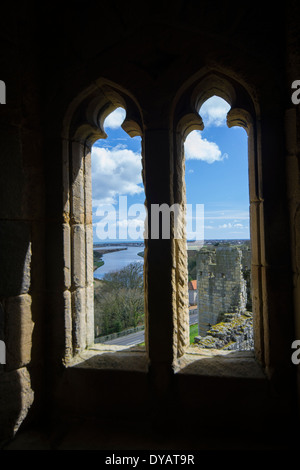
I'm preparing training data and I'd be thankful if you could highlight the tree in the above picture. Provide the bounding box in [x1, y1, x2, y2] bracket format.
[94, 262, 144, 337]
[102, 262, 143, 289]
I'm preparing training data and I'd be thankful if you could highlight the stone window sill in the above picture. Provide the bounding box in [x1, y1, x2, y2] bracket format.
[174, 347, 266, 379]
[67, 344, 265, 380]
[67, 344, 148, 373]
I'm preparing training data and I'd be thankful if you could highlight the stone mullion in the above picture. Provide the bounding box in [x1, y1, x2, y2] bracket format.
[248, 122, 265, 366]
[44, 136, 73, 366]
[83, 146, 94, 348]
[143, 128, 175, 372]
[61, 138, 73, 362]
[259, 113, 294, 381]
[173, 133, 189, 359]
[70, 140, 87, 354]
[174, 235, 190, 357]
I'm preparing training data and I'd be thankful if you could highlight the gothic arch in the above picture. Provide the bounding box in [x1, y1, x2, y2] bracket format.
[46, 79, 145, 365]
[170, 70, 266, 365]
[62, 79, 144, 145]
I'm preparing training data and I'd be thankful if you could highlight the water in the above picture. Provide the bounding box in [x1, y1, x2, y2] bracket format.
[94, 244, 144, 279]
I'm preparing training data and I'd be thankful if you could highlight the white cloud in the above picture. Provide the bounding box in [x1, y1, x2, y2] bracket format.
[205, 209, 249, 220]
[184, 130, 227, 164]
[200, 96, 230, 127]
[219, 223, 232, 229]
[104, 107, 126, 129]
[91, 144, 143, 205]
[218, 222, 246, 229]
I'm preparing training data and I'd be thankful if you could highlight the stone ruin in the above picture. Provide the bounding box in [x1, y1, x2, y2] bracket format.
[194, 245, 253, 350]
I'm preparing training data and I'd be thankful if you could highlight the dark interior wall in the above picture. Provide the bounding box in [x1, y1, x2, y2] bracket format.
[0, 0, 299, 446]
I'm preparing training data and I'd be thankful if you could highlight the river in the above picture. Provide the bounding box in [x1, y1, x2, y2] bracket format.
[93, 244, 144, 279]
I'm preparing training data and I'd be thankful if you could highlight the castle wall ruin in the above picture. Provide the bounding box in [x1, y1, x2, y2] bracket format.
[197, 245, 251, 336]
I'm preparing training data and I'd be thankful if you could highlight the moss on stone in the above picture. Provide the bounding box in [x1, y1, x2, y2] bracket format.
[195, 311, 253, 350]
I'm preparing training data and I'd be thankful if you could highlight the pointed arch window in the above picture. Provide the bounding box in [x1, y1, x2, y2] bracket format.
[184, 95, 252, 350]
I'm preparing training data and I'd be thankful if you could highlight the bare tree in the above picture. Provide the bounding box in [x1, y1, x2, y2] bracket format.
[94, 262, 144, 337]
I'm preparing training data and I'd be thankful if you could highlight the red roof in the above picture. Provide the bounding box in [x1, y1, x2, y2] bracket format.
[188, 280, 197, 290]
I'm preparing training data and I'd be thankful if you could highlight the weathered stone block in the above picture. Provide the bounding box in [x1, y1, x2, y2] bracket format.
[4, 294, 34, 370]
[85, 223, 93, 285]
[72, 287, 87, 352]
[45, 289, 73, 364]
[63, 223, 71, 289]
[45, 222, 68, 291]
[84, 150, 93, 224]
[63, 290, 73, 363]
[71, 141, 85, 224]
[71, 224, 86, 288]
[62, 139, 70, 216]
[0, 221, 31, 297]
[86, 284, 94, 347]
[0, 367, 34, 440]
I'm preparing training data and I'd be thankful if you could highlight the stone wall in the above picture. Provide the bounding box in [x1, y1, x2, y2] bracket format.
[0, 1, 299, 446]
[194, 311, 253, 350]
[196, 246, 249, 336]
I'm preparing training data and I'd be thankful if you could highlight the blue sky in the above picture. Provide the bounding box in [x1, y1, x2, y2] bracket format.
[91, 96, 250, 242]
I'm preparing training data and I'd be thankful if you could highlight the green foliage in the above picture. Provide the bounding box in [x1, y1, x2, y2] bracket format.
[94, 262, 144, 337]
[187, 251, 197, 281]
[103, 262, 143, 289]
[189, 323, 199, 344]
[93, 251, 104, 270]
[242, 267, 252, 310]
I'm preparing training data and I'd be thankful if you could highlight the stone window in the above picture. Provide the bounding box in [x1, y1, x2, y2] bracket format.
[57, 71, 292, 385]
[59, 82, 144, 363]
[91, 107, 145, 346]
[172, 72, 264, 366]
[61, 75, 255, 365]
[184, 94, 251, 349]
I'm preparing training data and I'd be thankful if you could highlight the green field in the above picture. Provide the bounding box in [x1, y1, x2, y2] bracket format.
[189, 323, 199, 344]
